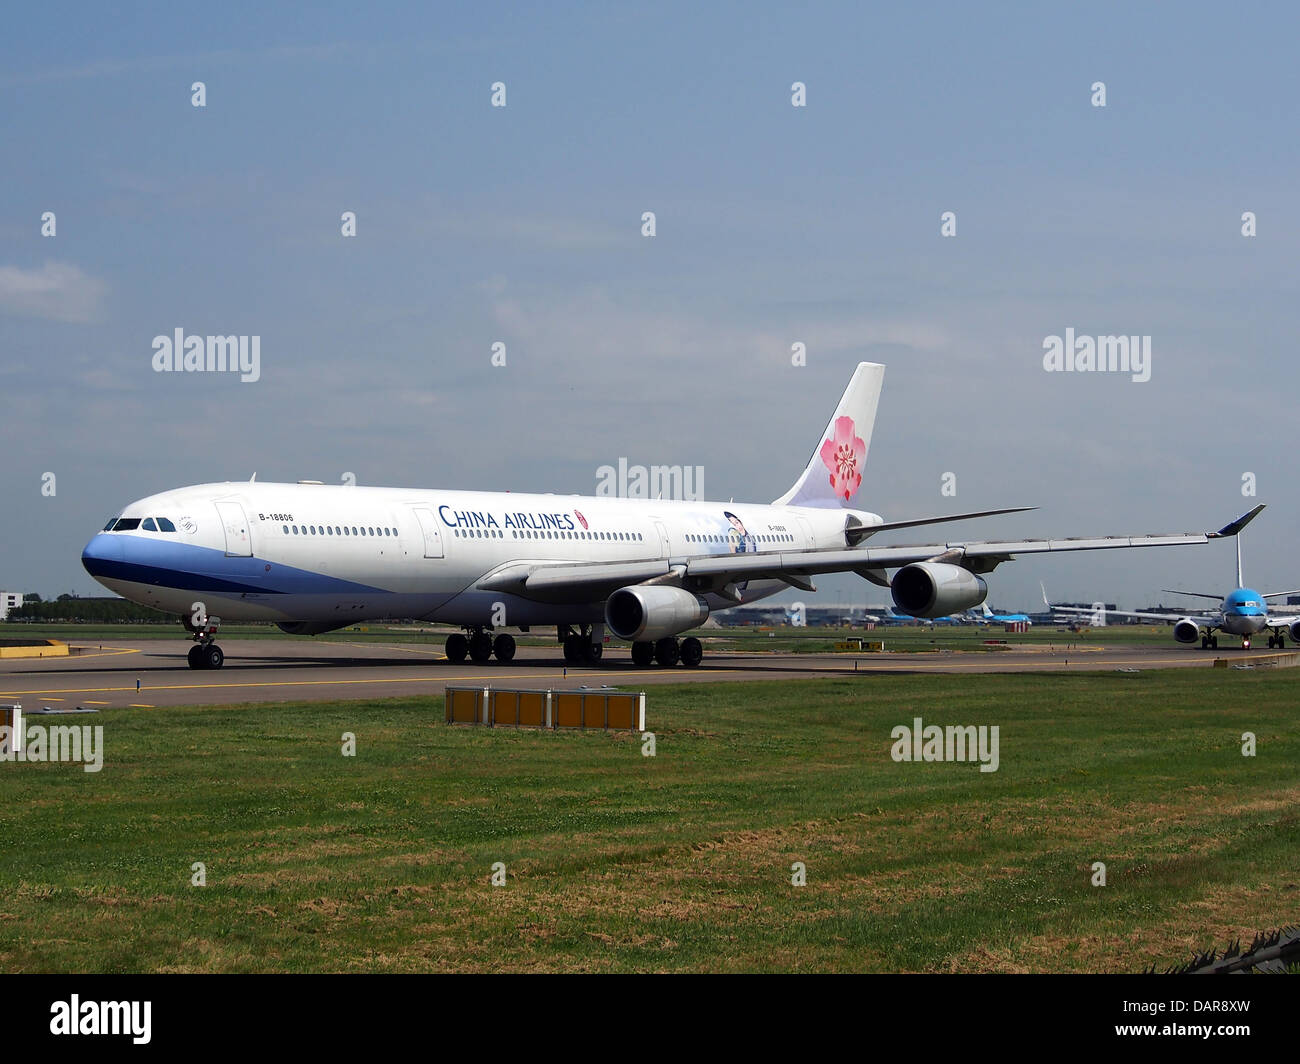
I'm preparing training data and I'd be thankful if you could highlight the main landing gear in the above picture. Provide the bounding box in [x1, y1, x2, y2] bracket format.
[445, 628, 516, 664]
[630, 635, 703, 668]
[186, 621, 225, 669]
[1200, 635, 1219, 650]
[1267, 633, 1287, 649]
[561, 624, 604, 665]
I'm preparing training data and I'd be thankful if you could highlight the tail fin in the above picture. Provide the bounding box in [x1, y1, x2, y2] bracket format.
[774, 362, 885, 508]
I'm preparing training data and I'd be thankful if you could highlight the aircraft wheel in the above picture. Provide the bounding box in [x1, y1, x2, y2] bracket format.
[1211, 636, 1218, 649]
[493, 633, 516, 662]
[204, 644, 224, 670]
[469, 632, 493, 663]
[631, 641, 655, 667]
[563, 634, 585, 663]
[1242, 639, 1250, 650]
[680, 636, 703, 668]
[654, 637, 680, 667]
[445, 633, 468, 663]
[187, 645, 205, 669]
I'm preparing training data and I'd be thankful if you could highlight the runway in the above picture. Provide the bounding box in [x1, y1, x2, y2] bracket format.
[1, 636, 1294, 709]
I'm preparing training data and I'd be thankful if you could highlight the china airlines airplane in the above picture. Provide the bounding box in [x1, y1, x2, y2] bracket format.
[81, 363, 1233, 670]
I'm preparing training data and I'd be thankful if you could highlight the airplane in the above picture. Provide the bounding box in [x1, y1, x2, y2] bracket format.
[81, 362, 1238, 671]
[1043, 504, 1300, 650]
[976, 604, 1032, 625]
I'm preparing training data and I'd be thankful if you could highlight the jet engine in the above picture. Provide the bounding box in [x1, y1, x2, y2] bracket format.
[605, 585, 710, 642]
[890, 562, 988, 619]
[1173, 619, 1200, 644]
[1289, 620, 1300, 643]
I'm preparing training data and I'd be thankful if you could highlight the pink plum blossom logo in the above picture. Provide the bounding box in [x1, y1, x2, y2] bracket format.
[819, 416, 865, 501]
[574, 510, 588, 530]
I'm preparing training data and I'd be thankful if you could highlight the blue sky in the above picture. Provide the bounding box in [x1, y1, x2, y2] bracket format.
[2, 2, 1297, 607]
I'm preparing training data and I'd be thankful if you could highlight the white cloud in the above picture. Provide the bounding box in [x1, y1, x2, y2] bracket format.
[0, 262, 107, 323]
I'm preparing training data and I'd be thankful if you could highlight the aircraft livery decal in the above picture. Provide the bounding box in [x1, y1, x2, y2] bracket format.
[820, 415, 865, 501]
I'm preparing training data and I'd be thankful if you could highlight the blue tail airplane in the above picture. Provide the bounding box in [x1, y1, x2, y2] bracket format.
[1045, 504, 1300, 650]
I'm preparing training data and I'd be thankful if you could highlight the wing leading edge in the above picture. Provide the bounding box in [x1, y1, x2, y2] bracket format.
[478, 526, 1219, 605]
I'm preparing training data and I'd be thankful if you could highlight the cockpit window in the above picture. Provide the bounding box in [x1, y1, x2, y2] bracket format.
[142, 518, 158, 531]
[103, 517, 120, 531]
[156, 517, 176, 532]
[113, 518, 141, 531]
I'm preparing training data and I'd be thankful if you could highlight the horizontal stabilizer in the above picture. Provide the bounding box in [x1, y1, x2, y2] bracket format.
[846, 506, 1036, 544]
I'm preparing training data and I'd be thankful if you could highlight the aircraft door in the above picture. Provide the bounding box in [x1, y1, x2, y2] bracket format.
[411, 507, 445, 559]
[795, 515, 816, 550]
[214, 501, 253, 557]
[654, 521, 671, 559]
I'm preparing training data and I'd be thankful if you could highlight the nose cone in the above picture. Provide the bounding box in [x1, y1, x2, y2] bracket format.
[81, 533, 124, 583]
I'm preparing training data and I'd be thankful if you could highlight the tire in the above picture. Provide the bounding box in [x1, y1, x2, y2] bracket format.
[204, 644, 224, 669]
[493, 633, 516, 662]
[187, 645, 204, 669]
[469, 633, 493, 663]
[445, 633, 468, 663]
[679, 636, 703, 667]
[563, 634, 584, 663]
[654, 637, 680, 667]
[631, 641, 654, 667]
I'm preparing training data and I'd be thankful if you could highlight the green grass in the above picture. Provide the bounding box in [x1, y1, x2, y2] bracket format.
[1, 669, 1296, 972]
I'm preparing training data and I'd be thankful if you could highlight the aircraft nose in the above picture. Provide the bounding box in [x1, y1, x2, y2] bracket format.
[81, 532, 123, 578]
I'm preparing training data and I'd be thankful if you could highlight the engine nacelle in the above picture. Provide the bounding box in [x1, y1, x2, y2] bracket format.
[1289, 620, 1300, 644]
[277, 620, 352, 636]
[1173, 619, 1200, 644]
[605, 585, 709, 642]
[890, 562, 988, 619]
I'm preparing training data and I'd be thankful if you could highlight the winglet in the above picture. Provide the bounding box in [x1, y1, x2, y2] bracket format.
[1210, 503, 1264, 538]
[1039, 581, 1052, 609]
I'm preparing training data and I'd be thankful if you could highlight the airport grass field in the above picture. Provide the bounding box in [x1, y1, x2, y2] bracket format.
[2, 667, 1297, 973]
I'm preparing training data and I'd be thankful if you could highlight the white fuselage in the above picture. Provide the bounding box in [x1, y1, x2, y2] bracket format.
[82, 482, 876, 629]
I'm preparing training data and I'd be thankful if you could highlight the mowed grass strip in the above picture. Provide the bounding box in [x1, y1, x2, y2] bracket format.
[0, 669, 1296, 972]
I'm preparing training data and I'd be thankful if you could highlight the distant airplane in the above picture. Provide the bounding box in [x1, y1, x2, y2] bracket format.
[82, 362, 1239, 670]
[974, 604, 1032, 625]
[1044, 504, 1300, 650]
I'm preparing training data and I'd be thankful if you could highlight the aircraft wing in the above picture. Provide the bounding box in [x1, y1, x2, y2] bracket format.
[478, 527, 1212, 604]
[1048, 603, 1216, 626]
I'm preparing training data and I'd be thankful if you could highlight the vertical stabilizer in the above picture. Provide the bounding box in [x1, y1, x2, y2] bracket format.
[774, 362, 885, 508]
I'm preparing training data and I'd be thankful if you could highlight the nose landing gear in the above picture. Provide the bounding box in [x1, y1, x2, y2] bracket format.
[185, 620, 225, 669]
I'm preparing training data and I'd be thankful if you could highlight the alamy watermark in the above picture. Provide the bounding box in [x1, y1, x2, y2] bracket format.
[1, 706, 104, 773]
[890, 715, 999, 773]
[151, 328, 261, 383]
[595, 458, 704, 500]
[1042, 328, 1150, 383]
